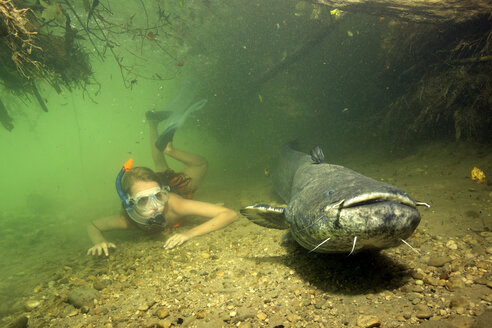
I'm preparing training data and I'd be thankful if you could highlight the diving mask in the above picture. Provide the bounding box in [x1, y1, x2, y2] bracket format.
[115, 159, 168, 227]
[130, 186, 170, 212]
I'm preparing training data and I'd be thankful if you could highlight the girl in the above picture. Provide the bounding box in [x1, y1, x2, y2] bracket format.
[86, 109, 237, 256]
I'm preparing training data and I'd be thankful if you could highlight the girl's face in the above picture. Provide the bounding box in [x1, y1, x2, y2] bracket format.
[130, 180, 167, 216]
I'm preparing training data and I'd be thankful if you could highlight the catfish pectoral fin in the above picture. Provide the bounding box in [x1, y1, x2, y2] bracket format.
[240, 204, 289, 229]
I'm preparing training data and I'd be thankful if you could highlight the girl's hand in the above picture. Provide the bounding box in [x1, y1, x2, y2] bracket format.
[87, 242, 116, 256]
[164, 233, 191, 250]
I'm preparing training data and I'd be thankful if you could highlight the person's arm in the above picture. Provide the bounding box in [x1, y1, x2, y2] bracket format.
[164, 195, 238, 249]
[87, 215, 128, 256]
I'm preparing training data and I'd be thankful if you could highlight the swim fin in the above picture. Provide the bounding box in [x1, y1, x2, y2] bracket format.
[155, 123, 177, 151]
[154, 99, 208, 152]
[145, 110, 173, 122]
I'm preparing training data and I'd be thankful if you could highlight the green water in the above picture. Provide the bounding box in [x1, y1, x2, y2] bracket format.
[0, 0, 490, 321]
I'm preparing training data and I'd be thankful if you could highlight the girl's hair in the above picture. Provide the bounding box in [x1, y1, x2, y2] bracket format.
[121, 167, 161, 195]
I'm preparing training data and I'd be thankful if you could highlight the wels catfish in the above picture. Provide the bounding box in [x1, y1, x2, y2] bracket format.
[240, 146, 429, 254]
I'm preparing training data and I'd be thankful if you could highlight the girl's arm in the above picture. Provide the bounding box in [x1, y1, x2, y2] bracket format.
[87, 215, 128, 256]
[164, 195, 238, 249]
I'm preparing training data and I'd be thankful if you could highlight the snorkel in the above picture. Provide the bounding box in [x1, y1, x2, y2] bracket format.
[115, 159, 166, 226]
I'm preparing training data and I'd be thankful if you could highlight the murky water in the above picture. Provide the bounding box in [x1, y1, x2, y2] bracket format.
[1, 0, 491, 326]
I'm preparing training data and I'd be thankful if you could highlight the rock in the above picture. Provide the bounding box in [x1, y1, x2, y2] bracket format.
[446, 240, 458, 250]
[138, 304, 150, 311]
[450, 296, 469, 309]
[428, 256, 451, 267]
[445, 277, 465, 291]
[471, 309, 492, 328]
[67, 288, 99, 308]
[145, 322, 166, 328]
[356, 314, 381, 327]
[414, 304, 432, 319]
[479, 231, 492, 238]
[237, 323, 252, 328]
[67, 309, 79, 317]
[160, 321, 172, 328]
[93, 279, 110, 291]
[256, 311, 267, 321]
[439, 273, 450, 280]
[157, 309, 169, 319]
[480, 293, 492, 302]
[235, 307, 256, 322]
[412, 270, 425, 280]
[7, 316, 28, 328]
[486, 247, 492, 255]
[424, 276, 443, 286]
[24, 299, 41, 311]
[287, 313, 301, 322]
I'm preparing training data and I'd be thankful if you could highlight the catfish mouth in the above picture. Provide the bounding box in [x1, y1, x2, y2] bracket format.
[342, 192, 416, 209]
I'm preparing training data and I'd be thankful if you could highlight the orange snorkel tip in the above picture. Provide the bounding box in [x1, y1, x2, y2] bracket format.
[123, 158, 133, 172]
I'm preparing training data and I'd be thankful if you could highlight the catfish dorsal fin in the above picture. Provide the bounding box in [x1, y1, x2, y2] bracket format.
[310, 146, 325, 164]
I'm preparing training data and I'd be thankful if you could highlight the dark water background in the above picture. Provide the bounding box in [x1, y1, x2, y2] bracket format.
[0, 0, 490, 320]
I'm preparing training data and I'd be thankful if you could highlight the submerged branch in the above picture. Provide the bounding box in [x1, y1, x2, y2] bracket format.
[312, 0, 492, 23]
[0, 96, 14, 131]
[62, 0, 103, 59]
[31, 82, 49, 112]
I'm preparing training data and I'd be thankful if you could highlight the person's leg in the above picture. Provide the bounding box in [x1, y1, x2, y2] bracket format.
[148, 119, 170, 172]
[164, 142, 208, 191]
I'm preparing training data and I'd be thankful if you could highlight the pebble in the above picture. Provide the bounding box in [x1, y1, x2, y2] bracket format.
[138, 304, 149, 311]
[486, 247, 492, 255]
[24, 300, 41, 311]
[424, 276, 444, 286]
[67, 310, 79, 317]
[67, 288, 99, 308]
[450, 296, 469, 308]
[144, 322, 166, 328]
[7, 316, 28, 328]
[428, 256, 451, 267]
[93, 279, 110, 291]
[157, 309, 169, 319]
[287, 314, 301, 322]
[356, 314, 381, 328]
[411, 269, 425, 280]
[446, 240, 458, 250]
[256, 312, 267, 321]
[414, 304, 432, 319]
[446, 277, 465, 291]
[235, 307, 256, 322]
[480, 293, 492, 302]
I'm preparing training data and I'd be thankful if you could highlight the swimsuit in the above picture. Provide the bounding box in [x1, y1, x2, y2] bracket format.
[157, 169, 194, 199]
